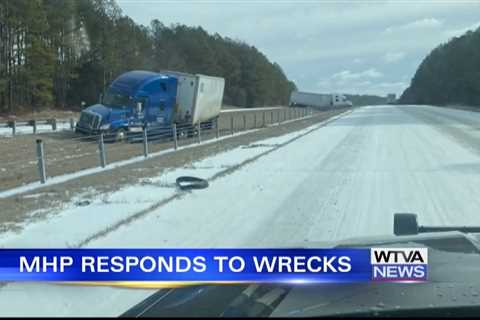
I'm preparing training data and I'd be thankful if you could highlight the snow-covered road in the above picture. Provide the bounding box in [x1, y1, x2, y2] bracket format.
[2, 105, 480, 316]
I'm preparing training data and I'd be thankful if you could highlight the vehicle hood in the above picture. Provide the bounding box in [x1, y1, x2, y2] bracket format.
[85, 104, 129, 123]
[122, 232, 480, 317]
[85, 104, 111, 119]
[272, 231, 480, 317]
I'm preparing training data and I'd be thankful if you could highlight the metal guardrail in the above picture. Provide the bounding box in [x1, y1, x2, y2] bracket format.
[0, 118, 76, 136]
[31, 107, 314, 185]
[220, 106, 286, 113]
[0, 107, 287, 137]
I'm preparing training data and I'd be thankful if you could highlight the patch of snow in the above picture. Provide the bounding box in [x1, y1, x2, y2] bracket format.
[0, 122, 73, 137]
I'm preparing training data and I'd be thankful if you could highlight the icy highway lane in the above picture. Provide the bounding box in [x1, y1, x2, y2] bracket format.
[92, 104, 480, 246]
[2, 104, 480, 316]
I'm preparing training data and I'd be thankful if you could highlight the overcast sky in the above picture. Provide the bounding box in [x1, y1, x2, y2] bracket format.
[118, 0, 480, 97]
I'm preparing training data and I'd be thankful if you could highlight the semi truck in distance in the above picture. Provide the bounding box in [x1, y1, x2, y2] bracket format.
[289, 91, 352, 109]
[387, 93, 397, 104]
[75, 70, 225, 141]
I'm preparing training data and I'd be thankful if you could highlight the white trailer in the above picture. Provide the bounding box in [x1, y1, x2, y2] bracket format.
[161, 70, 225, 125]
[387, 93, 396, 104]
[290, 91, 332, 108]
[290, 91, 352, 108]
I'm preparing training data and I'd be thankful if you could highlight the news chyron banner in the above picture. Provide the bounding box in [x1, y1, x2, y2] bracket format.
[0, 248, 427, 286]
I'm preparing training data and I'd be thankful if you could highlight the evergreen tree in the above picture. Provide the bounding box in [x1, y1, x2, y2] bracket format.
[0, 0, 297, 113]
[400, 27, 480, 107]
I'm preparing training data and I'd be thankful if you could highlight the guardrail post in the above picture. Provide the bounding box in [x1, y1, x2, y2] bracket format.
[230, 116, 234, 135]
[70, 118, 75, 130]
[143, 127, 148, 158]
[271, 111, 274, 124]
[36, 139, 46, 184]
[253, 113, 257, 129]
[215, 118, 220, 139]
[11, 120, 16, 136]
[98, 133, 107, 168]
[278, 110, 281, 125]
[262, 112, 266, 127]
[172, 123, 178, 150]
[33, 120, 37, 134]
[243, 114, 246, 131]
[197, 122, 201, 143]
[52, 118, 57, 131]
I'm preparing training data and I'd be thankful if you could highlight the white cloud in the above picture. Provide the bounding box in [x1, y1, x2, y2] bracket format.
[376, 81, 408, 89]
[408, 18, 443, 28]
[383, 18, 444, 34]
[332, 68, 383, 82]
[314, 70, 410, 96]
[316, 78, 408, 96]
[373, 81, 409, 95]
[317, 68, 393, 95]
[316, 80, 330, 88]
[444, 21, 480, 38]
[384, 51, 406, 63]
[118, 1, 480, 96]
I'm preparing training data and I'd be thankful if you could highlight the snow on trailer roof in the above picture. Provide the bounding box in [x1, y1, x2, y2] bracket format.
[159, 70, 224, 81]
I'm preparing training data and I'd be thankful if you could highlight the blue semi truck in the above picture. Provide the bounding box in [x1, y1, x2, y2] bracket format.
[75, 70, 225, 141]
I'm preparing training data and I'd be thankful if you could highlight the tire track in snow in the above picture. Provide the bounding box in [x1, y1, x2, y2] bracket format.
[390, 106, 480, 226]
[248, 110, 370, 245]
[400, 106, 480, 157]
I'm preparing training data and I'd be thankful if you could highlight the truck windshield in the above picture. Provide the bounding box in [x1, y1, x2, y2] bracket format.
[103, 90, 132, 109]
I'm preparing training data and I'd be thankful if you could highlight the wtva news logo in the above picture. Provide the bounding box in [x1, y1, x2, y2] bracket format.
[371, 248, 428, 282]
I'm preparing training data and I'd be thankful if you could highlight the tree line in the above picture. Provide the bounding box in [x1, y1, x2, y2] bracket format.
[0, 0, 297, 114]
[400, 26, 480, 107]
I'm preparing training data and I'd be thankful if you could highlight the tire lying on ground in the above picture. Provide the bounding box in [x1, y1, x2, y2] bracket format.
[176, 176, 209, 190]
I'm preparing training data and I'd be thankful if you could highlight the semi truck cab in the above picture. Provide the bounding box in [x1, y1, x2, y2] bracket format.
[76, 71, 178, 137]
